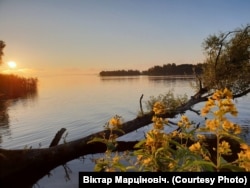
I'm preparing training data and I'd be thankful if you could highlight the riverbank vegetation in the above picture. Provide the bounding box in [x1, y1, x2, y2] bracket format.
[99, 63, 203, 76]
[0, 74, 38, 100]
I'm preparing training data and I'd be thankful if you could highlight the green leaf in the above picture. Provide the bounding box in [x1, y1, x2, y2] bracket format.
[183, 160, 216, 171]
[106, 142, 116, 151]
[134, 139, 146, 148]
[220, 163, 245, 172]
[113, 163, 127, 172]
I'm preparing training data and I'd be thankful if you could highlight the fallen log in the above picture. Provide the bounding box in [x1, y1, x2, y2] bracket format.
[0, 139, 138, 188]
[0, 111, 155, 188]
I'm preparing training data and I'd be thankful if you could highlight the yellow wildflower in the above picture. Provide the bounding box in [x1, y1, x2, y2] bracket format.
[205, 119, 219, 131]
[240, 143, 249, 150]
[201, 106, 210, 116]
[112, 156, 120, 163]
[177, 115, 191, 129]
[171, 130, 178, 137]
[189, 142, 201, 152]
[204, 155, 210, 161]
[222, 120, 234, 131]
[197, 134, 206, 141]
[237, 146, 250, 172]
[233, 124, 241, 134]
[212, 90, 223, 100]
[145, 133, 154, 146]
[137, 155, 143, 161]
[168, 162, 175, 169]
[177, 121, 183, 127]
[109, 115, 122, 128]
[218, 141, 231, 155]
[153, 101, 166, 115]
[223, 88, 233, 99]
[153, 117, 164, 130]
[143, 157, 152, 165]
[230, 109, 238, 117]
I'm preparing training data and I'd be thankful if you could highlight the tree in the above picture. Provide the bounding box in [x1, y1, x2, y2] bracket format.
[0, 41, 6, 65]
[201, 24, 250, 96]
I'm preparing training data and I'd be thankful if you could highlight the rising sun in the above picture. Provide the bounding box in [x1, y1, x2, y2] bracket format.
[7, 61, 17, 69]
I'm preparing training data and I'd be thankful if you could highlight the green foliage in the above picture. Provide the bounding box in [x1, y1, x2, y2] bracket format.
[144, 90, 188, 112]
[201, 24, 250, 95]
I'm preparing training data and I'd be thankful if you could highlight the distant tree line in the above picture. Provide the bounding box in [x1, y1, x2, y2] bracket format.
[99, 69, 141, 76]
[99, 63, 203, 76]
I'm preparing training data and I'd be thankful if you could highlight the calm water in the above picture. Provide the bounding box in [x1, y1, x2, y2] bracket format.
[0, 74, 250, 187]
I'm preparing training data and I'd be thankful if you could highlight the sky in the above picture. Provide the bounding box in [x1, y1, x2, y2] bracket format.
[0, 0, 249, 77]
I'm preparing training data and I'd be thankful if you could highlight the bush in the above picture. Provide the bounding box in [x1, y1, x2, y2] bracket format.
[0, 74, 38, 99]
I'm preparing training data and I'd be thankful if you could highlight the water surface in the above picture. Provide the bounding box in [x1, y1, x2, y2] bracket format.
[0, 74, 249, 188]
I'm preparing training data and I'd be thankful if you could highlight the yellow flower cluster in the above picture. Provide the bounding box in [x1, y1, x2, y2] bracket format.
[189, 142, 201, 152]
[212, 88, 232, 100]
[152, 101, 168, 130]
[196, 134, 206, 141]
[109, 115, 122, 128]
[201, 98, 215, 116]
[153, 101, 166, 115]
[205, 119, 220, 131]
[152, 116, 168, 130]
[201, 88, 241, 135]
[189, 141, 211, 161]
[222, 120, 241, 134]
[178, 115, 192, 129]
[145, 129, 166, 151]
[143, 157, 153, 165]
[201, 88, 238, 117]
[112, 156, 120, 163]
[218, 141, 232, 155]
[238, 144, 250, 171]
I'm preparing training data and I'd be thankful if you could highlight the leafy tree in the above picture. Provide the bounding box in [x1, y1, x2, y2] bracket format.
[0, 40, 6, 65]
[201, 24, 250, 96]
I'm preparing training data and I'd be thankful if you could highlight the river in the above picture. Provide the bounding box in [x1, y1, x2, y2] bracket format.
[0, 74, 249, 187]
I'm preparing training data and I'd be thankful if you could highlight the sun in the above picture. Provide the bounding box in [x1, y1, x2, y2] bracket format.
[7, 61, 17, 69]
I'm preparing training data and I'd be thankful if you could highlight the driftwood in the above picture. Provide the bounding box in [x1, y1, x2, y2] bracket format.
[0, 90, 244, 188]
